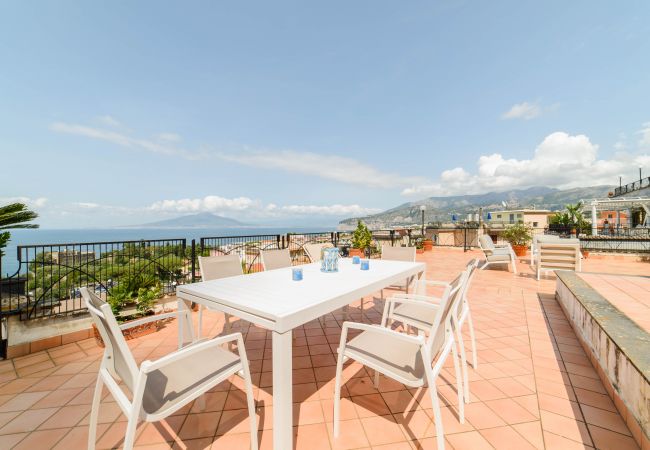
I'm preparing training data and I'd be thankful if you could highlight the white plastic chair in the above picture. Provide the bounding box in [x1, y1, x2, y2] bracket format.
[478, 235, 517, 274]
[303, 243, 332, 263]
[380, 245, 417, 295]
[197, 254, 243, 340]
[333, 269, 468, 450]
[390, 259, 479, 402]
[80, 287, 258, 450]
[536, 241, 581, 280]
[260, 248, 292, 270]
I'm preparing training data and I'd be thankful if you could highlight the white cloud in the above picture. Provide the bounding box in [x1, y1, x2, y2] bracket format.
[50, 120, 424, 189]
[149, 196, 257, 213]
[275, 204, 381, 216]
[403, 131, 650, 196]
[501, 101, 542, 120]
[638, 122, 650, 148]
[157, 133, 182, 143]
[97, 115, 121, 127]
[215, 149, 425, 189]
[147, 195, 378, 217]
[49, 122, 205, 160]
[74, 202, 100, 209]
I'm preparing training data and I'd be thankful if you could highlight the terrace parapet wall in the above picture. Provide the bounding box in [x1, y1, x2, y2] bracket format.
[555, 271, 650, 447]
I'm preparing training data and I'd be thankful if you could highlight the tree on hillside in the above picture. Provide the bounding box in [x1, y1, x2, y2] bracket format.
[0, 203, 39, 257]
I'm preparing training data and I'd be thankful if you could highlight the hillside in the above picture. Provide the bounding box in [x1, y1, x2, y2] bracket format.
[137, 212, 246, 228]
[339, 185, 614, 228]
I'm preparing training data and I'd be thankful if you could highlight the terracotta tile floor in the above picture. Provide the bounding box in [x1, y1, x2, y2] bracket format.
[0, 248, 646, 449]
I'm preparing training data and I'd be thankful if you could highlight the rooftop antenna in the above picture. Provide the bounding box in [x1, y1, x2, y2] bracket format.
[501, 200, 508, 208]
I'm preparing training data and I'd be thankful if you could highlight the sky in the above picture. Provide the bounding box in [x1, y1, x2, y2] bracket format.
[1, 1, 649, 228]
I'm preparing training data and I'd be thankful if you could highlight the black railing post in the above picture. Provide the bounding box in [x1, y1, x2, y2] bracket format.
[191, 239, 196, 283]
[390, 230, 395, 246]
[464, 227, 468, 252]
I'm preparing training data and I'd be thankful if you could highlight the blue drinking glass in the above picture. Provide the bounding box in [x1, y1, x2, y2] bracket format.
[352, 255, 360, 264]
[360, 259, 370, 270]
[292, 267, 303, 281]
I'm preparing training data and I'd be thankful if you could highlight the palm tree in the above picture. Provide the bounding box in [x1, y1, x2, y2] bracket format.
[0, 203, 39, 257]
[565, 201, 584, 223]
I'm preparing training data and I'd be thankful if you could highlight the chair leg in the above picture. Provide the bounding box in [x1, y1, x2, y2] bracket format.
[333, 348, 345, 437]
[511, 256, 518, 274]
[455, 324, 470, 403]
[466, 311, 478, 369]
[373, 370, 380, 389]
[123, 416, 139, 450]
[424, 370, 445, 450]
[243, 364, 259, 450]
[450, 338, 465, 423]
[197, 304, 203, 340]
[87, 375, 103, 450]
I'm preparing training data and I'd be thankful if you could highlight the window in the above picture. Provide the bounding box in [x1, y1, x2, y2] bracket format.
[509, 214, 515, 223]
[533, 222, 538, 227]
[496, 214, 502, 219]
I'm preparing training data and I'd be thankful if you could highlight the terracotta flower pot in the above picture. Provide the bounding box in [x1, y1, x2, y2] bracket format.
[416, 248, 425, 254]
[512, 245, 528, 257]
[348, 248, 365, 258]
[423, 239, 434, 251]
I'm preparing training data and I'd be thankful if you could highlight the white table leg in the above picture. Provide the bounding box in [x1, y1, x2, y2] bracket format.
[177, 298, 195, 349]
[272, 329, 293, 449]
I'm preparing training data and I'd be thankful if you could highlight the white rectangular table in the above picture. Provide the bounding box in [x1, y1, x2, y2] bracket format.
[176, 258, 426, 449]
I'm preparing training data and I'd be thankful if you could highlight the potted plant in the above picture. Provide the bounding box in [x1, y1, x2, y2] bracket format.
[502, 223, 533, 257]
[350, 220, 372, 258]
[423, 236, 434, 251]
[93, 276, 170, 347]
[413, 238, 425, 254]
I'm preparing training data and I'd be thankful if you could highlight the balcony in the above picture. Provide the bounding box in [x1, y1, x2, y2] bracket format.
[0, 247, 647, 449]
[612, 177, 650, 197]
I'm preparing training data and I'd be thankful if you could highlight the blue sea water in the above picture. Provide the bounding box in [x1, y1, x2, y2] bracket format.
[1, 227, 334, 277]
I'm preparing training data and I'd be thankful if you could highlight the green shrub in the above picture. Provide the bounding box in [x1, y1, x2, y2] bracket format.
[351, 221, 372, 250]
[502, 223, 533, 247]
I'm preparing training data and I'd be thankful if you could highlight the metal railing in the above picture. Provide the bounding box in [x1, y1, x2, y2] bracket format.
[1, 239, 189, 321]
[0, 227, 482, 323]
[613, 177, 650, 197]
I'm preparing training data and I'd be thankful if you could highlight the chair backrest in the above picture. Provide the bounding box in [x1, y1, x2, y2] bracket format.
[303, 243, 332, 263]
[457, 259, 479, 315]
[198, 254, 243, 281]
[260, 248, 292, 270]
[478, 234, 495, 251]
[537, 242, 581, 272]
[532, 234, 560, 253]
[80, 287, 138, 391]
[381, 245, 416, 262]
[425, 268, 469, 359]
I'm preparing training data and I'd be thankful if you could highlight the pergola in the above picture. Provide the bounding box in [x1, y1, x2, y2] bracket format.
[583, 197, 650, 235]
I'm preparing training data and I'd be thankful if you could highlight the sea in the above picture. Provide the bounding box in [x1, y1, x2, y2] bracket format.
[0, 226, 336, 277]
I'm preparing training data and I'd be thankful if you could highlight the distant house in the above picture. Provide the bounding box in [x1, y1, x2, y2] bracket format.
[50, 250, 96, 266]
[487, 209, 555, 230]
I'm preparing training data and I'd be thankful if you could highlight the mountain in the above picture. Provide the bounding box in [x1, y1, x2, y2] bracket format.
[136, 213, 247, 228]
[339, 185, 615, 229]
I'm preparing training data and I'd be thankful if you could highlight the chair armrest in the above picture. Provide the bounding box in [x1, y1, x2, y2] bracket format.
[389, 293, 443, 303]
[341, 322, 425, 346]
[416, 280, 450, 287]
[386, 297, 441, 310]
[141, 332, 243, 374]
[119, 311, 179, 330]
